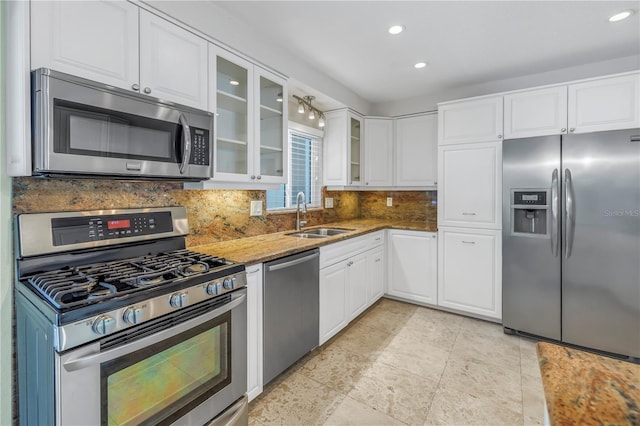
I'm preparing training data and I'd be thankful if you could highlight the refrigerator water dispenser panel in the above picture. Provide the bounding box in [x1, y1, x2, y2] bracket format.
[511, 190, 549, 236]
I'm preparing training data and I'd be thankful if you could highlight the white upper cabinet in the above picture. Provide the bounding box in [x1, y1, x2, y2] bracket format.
[438, 96, 503, 145]
[31, 0, 139, 91]
[323, 109, 363, 186]
[209, 46, 287, 185]
[438, 141, 502, 229]
[254, 67, 287, 184]
[363, 118, 394, 187]
[139, 10, 208, 110]
[568, 73, 640, 134]
[395, 113, 438, 186]
[504, 86, 568, 139]
[31, 2, 208, 110]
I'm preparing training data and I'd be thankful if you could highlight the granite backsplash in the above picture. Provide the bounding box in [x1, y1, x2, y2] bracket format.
[12, 177, 436, 247]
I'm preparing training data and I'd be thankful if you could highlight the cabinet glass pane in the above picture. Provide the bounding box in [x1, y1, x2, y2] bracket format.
[217, 57, 248, 174]
[350, 117, 361, 183]
[259, 76, 284, 177]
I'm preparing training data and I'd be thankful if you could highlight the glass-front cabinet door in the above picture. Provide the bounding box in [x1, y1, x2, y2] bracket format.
[255, 68, 287, 184]
[349, 114, 362, 185]
[210, 45, 254, 181]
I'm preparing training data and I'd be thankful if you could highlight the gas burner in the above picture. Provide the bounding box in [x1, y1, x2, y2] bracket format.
[87, 283, 116, 299]
[138, 276, 166, 286]
[183, 262, 209, 275]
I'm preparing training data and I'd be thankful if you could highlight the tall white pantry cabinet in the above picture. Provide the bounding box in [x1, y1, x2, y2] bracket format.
[437, 95, 503, 321]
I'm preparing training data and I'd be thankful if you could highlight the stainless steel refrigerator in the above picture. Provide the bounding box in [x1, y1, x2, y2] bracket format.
[502, 128, 640, 359]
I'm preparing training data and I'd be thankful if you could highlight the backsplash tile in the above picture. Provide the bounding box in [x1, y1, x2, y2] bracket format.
[12, 178, 435, 247]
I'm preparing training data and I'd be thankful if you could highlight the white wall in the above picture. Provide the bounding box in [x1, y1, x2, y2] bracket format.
[0, 1, 14, 424]
[141, 0, 372, 115]
[371, 54, 640, 116]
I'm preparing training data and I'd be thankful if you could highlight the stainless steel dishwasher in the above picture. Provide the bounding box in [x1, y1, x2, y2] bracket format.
[263, 249, 319, 385]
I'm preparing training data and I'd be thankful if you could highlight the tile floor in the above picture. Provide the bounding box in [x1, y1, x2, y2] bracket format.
[249, 297, 545, 426]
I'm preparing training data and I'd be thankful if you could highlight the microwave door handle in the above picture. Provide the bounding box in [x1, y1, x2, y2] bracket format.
[179, 113, 191, 174]
[62, 291, 246, 372]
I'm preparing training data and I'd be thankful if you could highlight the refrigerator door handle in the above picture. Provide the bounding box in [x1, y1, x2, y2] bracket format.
[551, 168, 559, 257]
[564, 168, 576, 258]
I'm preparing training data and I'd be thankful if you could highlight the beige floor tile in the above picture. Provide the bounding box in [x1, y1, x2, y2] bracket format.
[522, 373, 546, 426]
[459, 316, 508, 339]
[411, 306, 465, 328]
[439, 354, 523, 413]
[324, 396, 406, 426]
[348, 361, 437, 425]
[299, 345, 373, 393]
[425, 386, 524, 426]
[374, 297, 420, 315]
[249, 371, 345, 425]
[376, 333, 450, 382]
[519, 338, 542, 379]
[450, 329, 521, 372]
[397, 314, 460, 351]
[354, 304, 416, 334]
[331, 321, 394, 360]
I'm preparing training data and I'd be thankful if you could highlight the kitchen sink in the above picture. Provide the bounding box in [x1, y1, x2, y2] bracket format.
[287, 228, 353, 238]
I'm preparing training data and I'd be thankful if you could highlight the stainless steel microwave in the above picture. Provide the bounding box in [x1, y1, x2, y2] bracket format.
[31, 68, 213, 180]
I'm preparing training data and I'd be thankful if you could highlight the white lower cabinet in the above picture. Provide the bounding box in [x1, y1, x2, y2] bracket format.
[246, 264, 263, 401]
[437, 227, 502, 320]
[386, 230, 438, 306]
[319, 232, 385, 345]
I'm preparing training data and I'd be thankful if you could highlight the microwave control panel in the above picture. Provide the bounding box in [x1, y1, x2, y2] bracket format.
[51, 212, 174, 246]
[190, 128, 210, 166]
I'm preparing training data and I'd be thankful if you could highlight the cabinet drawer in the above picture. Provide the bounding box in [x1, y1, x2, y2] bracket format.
[320, 231, 384, 269]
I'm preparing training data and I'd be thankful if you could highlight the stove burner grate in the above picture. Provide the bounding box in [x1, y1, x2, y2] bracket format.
[24, 249, 231, 310]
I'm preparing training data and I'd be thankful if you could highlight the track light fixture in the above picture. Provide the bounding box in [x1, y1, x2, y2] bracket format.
[293, 94, 325, 127]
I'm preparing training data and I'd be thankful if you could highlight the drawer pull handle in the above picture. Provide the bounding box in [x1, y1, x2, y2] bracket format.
[462, 241, 476, 244]
[462, 212, 476, 216]
[375, 258, 381, 262]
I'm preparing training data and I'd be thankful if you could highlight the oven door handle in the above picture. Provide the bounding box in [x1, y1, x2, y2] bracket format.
[63, 290, 246, 372]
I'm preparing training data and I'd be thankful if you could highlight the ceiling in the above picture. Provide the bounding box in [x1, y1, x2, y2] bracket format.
[213, 1, 640, 108]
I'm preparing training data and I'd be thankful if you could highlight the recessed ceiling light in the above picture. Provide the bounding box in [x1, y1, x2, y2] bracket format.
[229, 80, 240, 86]
[414, 62, 428, 69]
[388, 25, 404, 35]
[609, 10, 633, 22]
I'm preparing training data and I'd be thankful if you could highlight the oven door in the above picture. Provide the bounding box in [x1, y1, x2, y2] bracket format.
[32, 68, 212, 180]
[56, 289, 247, 426]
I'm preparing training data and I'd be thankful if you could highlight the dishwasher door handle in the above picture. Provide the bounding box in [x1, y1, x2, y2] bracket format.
[266, 252, 319, 272]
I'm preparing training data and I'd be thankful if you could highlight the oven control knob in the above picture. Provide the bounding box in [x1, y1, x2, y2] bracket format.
[123, 306, 146, 324]
[205, 282, 220, 295]
[222, 278, 234, 290]
[92, 315, 116, 336]
[170, 292, 188, 308]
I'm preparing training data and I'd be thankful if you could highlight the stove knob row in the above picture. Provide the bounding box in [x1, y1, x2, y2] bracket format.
[92, 315, 116, 335]
[123, 306, 146, 324]
[169, 292, 188, 308]
[206, 282, 220, 295]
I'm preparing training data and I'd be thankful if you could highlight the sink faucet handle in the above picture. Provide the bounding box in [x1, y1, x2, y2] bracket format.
[300, 220, 307, 227]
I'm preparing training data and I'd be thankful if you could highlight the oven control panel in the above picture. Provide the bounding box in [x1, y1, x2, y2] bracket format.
[51, 212, 174, 246]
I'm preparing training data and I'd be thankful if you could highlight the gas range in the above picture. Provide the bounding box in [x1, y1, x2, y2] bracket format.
[16, 207, 246, 351]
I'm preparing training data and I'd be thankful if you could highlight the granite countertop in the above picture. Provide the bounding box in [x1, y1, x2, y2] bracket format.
[536, 342, 640, 425]
[191, 218, 436, 265]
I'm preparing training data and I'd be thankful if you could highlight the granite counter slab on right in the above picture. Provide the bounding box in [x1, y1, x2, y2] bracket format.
[536, 342, 640, 425]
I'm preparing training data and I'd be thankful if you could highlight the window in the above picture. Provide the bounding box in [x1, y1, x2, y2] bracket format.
[267, 129, 322, 210]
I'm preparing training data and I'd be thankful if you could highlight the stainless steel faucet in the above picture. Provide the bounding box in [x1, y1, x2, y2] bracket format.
[296, 191, 307, 230]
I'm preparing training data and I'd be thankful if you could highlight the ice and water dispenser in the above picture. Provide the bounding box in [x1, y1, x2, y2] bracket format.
[510, 190, 549, 236]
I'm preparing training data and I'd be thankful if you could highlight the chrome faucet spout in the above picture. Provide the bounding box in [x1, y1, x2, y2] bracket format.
[296, 191, 307, 230]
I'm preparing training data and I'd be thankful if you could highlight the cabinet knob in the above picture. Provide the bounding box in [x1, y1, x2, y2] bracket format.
[144, 87, 152, 94]
[561, 128, 567, 132]
[497, 134, 503, 139]
[569, 128, 575, 133]
[365, 182, 369, 185]
[257, 175, 262, 180]
[131, 83, 140, 91]
[250, 175, 256, 180]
